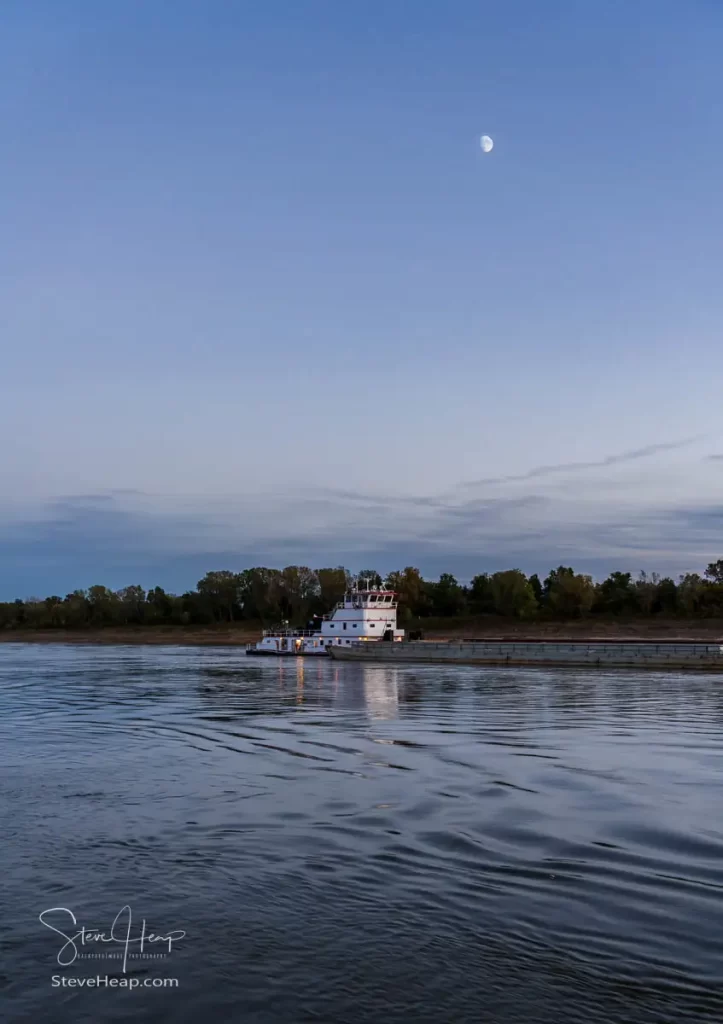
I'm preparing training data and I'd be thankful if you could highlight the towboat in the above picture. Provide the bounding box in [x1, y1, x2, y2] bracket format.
[245, 582, 405, 656]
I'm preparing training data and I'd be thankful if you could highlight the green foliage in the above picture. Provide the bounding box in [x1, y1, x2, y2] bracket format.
[146, 586, 173, 622]
[316, 568, 349, 611]
[2, 558, 723, 631]
[385, 567, 425, 619]
[469, 573, 494, 613]
[656, 577, 678, 614]
[677, 573, 706, 617]
[237, 568, 282, 622]
[117, 586, 146, 625]
[543, 566, 575, 599]
[545, 569, 595, 619]
[632, 572, 659, 615]
[489, 570, 538, 619]
[197, 570, 242, 623]
[596, 572, 638, 614]
[429, 574, 465, 617]
[278, 566, 318, 622]
[704, 560, 723, 584]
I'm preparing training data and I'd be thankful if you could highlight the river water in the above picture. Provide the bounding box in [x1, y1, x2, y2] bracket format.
[1, 645, 722, 1023]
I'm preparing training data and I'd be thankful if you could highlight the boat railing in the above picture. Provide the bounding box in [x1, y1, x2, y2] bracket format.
[262, 628, 318, 638]
[330, 599, 398, 612]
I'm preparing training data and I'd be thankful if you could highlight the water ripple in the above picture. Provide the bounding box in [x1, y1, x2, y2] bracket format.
[1, 645, 722, 1022]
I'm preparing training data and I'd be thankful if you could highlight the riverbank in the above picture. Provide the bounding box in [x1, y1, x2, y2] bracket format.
[0, 625, 261, 645]
[1, 617, 722, 645]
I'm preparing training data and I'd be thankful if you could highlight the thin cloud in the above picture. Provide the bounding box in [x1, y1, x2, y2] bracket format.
[270, 438, 707, 513]
[1, 439, 721, 598]
[459, 437, 701, 490]
[56, 489, 149, 504]
[311, 487, 444, 510]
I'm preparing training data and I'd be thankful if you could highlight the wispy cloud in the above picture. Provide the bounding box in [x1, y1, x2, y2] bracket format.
[459, 437, 701, 490]
[318, 438, 703, 507]
[1, 438, 721, 598]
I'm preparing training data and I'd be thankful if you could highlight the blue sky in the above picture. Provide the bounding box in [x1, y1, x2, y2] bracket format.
[2, 0, 723, 598]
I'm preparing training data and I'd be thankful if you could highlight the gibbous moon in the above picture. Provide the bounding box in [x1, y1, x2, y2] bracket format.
[480, 135, 494, 153]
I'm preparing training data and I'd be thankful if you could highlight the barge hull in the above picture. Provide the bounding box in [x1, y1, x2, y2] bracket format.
[327, 640, 723, 670]
[245, 648, 325, 657]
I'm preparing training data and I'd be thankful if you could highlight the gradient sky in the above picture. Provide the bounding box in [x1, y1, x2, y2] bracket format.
[2, 0, 723, 598]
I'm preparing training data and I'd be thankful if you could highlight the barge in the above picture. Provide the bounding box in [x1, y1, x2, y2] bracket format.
[327, 638, 723, 670]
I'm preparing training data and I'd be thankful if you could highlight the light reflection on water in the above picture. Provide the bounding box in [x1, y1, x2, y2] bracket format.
[1, 644, 723, 1023]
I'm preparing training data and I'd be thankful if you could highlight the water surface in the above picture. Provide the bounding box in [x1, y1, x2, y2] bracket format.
[2, 645, 723, 1022]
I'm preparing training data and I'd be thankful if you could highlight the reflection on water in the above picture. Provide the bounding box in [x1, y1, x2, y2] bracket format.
[268, 658, 400, 718]
[1, 645, 723, 1024]
[363, 666, 399, 720]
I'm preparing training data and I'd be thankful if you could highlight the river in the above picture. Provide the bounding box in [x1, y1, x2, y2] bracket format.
[2, 645, 722, 1022]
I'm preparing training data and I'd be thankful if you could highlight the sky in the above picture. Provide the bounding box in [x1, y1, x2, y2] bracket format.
[2, 0, 723, 598]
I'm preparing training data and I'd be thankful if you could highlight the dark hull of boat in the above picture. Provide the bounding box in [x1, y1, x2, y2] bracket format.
[245, 648, 328, 657]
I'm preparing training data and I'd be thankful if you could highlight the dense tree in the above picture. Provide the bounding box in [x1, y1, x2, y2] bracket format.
[2, 559, 723, 632]
[678, 573, 723, 617]
[489, 570, 538, 619]
[703, 584, 723, 616]
[180, 589, 214, 625]
[87, 585, 119, 626]
[386, 567, 425, 621]
[528, 573, 543, 605]
[429, 573, 465, 617]
[42, 596, 65, 628]
[542, 566, 575, 603]
[63, 591, 90, 627]
[117, 586, 146, 625]
[197, 571, 242, 623]
[596, 572, 638, 615]
[677, 573, 706, 617]
[633, 572, 659, 615]
[704, 560, 723, 584]
[278, 566, 318, 622]
[469, 573, 495, 614]
[546, 569, 595, 619]
[237, 568, 282, 622]
[656, 577, 678, 614]
[315, 567, 349, 610]
[146, 586, 174, 623]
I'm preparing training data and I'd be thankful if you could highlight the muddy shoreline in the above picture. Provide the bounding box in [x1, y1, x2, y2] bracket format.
[2, 618, 722, 646]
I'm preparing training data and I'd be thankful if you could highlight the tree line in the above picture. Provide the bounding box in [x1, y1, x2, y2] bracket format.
[2, 561, 723, 631]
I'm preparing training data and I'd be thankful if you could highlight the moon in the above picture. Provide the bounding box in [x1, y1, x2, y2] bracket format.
[480, 135, 494, 153]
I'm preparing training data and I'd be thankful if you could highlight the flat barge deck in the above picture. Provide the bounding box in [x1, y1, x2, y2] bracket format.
[327, 638, 723, 670]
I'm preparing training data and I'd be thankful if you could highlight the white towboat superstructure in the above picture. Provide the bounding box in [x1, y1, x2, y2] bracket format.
[246, 583, 404, 656]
